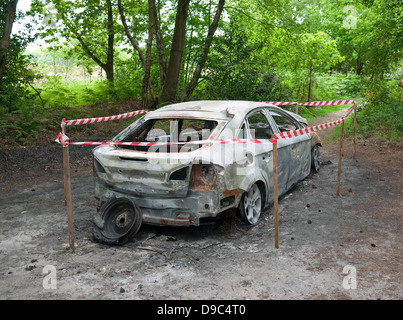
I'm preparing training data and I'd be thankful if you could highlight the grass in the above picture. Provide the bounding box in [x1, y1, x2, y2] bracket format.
[1, 65, 401, 148]
[297, 104, 352, 123]
[0, 69, 146, 147]
[331, 102, 403, 141]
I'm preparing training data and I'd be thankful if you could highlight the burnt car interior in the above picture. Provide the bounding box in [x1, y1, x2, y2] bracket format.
[247, 111, 274, 139]
[271, 113, 300, 132]
[118, 118, 218, 152]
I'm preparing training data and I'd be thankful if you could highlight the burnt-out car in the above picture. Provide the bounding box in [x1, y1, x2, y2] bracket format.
[92, 101, 321, 244]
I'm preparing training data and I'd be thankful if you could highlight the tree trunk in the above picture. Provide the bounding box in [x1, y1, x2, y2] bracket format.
[180, 0, 225, 101]
[74, 1, 114, 86]
[160, 0, 190, 102]
[141, 0, 155, 108]
[151, 0, 167, 101]
[356, 52, 364, 76]
[398, 79, 403, 102]
[118, 0, 156, 105]
[307, 65, 313, 102]
[105, 0, 114, 85]
[0, 0, 18, 84]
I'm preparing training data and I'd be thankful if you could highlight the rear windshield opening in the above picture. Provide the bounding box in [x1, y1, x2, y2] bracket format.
[119, 118, 218, 152]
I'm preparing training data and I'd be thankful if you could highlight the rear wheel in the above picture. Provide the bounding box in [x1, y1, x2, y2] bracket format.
[311, 145, 321, 173]
[240, 184, 262, 225]
[92, 198, 142, 245]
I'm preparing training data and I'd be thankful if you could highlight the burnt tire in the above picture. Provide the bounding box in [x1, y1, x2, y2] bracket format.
[92, 198, 142, 245]
[311, 145, 321, 173]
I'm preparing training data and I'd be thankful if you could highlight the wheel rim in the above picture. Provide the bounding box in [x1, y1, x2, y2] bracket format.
[313, 146, 320, 172]
[102, 202, 136, 240]
[243, 184, 262, 225]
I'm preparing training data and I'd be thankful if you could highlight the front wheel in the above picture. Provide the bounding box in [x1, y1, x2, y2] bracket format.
[240, 184, 262, 225]
[311, 145, 321, 173]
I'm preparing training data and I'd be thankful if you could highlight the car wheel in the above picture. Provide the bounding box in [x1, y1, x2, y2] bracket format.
[311, 145, 320, 173]
[240, 184, 262, 225]
[92, 198, 142, 245]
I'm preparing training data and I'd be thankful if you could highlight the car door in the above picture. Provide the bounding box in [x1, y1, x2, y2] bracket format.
[269, 109, 311, 190]
[245, 109, 290, 202]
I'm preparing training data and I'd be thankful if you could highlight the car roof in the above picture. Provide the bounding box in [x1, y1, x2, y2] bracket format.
[147, 100, 307, 123]
[148, 100, 268, 119]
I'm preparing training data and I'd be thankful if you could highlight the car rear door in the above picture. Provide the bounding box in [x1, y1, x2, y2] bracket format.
[268, 109, 311, 190]
[245, 110, 290, 201]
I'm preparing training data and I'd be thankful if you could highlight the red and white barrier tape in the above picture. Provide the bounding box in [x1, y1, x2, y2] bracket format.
[55, 117, 345, 147]
[273, 118, 344, 140]
[299, 100, 356, 106]
[61, 110, 147, 126]
[55, 136, 278, 147]
[55, 101, 354, 147]
[265, 100, 356, 107]
[265, 101, 298, 106]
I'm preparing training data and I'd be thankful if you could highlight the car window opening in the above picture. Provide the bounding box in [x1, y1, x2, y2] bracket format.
[272, 115, 299, 132]
[247, 111, 274, 139]
[118, 118, 218, 152]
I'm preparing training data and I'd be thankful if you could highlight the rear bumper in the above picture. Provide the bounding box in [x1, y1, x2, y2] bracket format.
[94, 176, 240, 227]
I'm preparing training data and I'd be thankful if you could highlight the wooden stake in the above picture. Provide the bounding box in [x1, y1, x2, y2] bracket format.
[273, 140, 279, 249]
[353, 105, 357, 160]
[336, 120, 344, 196]
[62, 142, 75, 253]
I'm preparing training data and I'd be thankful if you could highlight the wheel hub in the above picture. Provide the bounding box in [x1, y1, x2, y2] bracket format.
[115, 211, 130, 228]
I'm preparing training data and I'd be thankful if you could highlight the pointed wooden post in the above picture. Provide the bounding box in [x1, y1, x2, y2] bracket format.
[336, 119, 344, 196]
[273, 140, 279, 248]
[61, 123, 75, 253]
[353, 105, 357, 160]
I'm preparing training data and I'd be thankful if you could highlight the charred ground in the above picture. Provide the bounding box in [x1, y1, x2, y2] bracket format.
[0, 108, 402, 300]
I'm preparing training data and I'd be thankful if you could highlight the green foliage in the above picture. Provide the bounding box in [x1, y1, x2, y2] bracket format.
[39, 76, 106, 108]
[195, 30, 264, 99]
[297, 104, 349, 123]
[337, 102, 403, 141]
[314, 73, 363, 101]
[1, 0, 402, 146]
[0, 0, 43, 145]
[276, 32, 345, 101]
[192, 10, 291, 102]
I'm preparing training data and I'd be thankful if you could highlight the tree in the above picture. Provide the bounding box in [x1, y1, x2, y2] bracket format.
[198, 13, 265, 100]
[278, 32, 344, 101]
[180, 0, 225, 101]
[1, 0, 42, 114]
[118, 0, 226, 105]
[31, 0, 118, 85]
[159, 0, 189, 102]
[0, 0, 18, 84]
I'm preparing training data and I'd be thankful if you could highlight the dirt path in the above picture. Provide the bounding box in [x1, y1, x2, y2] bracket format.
[0, 107, 402, 300]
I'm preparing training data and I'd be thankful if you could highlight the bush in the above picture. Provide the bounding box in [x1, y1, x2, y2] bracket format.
[314, 73, 363, 101]
[356, 102, 402, 140]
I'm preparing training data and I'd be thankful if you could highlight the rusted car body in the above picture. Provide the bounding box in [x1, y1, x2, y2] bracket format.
[92, 101, 321, 231]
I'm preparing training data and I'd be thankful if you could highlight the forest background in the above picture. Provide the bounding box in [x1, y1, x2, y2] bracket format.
[0, 0, 402, 147]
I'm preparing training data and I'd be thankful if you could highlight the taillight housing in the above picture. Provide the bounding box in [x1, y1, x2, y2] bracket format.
[190, 163, 218, 190]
